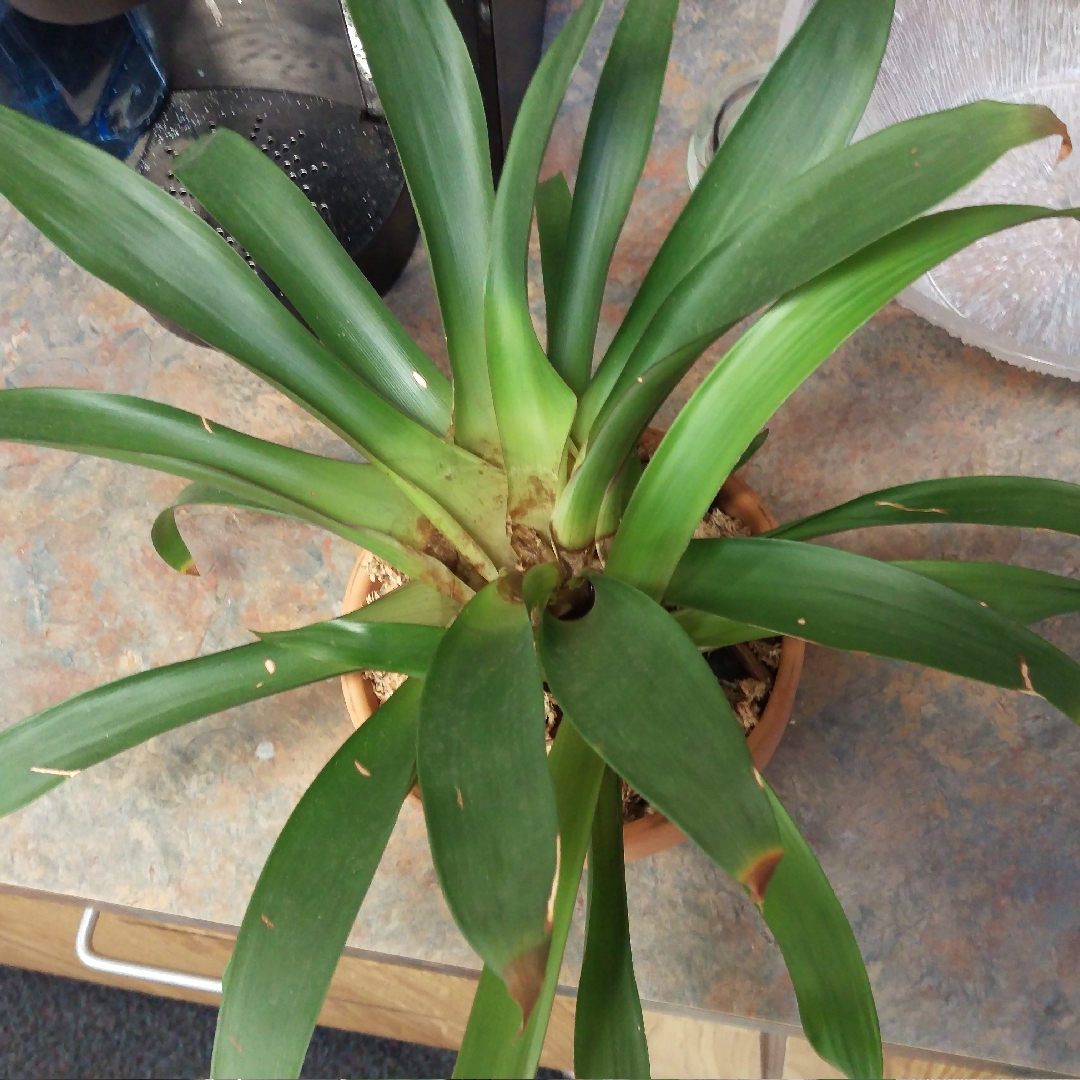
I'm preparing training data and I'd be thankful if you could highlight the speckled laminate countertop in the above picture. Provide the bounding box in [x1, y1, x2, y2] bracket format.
[4, 0, 1080, 1073]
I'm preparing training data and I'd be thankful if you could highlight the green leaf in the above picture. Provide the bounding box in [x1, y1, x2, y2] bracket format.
[735, 429, 769, 471]
[149, 483, 403, 581]
[539, 574, 782, 900]
[417, 577, 558, 1020]
[575, 0, 894, 442]
[766, 475, 1080, 542]
[454, 721, 605, 1080]
[670, 608, 772, 651]
[595, 450, 642, 542]
[547, 0, 680, 396]
[554, 348, 692, 549]
[485, 0, 603, 537]
[761, 784, 882, 1080]
[608, 204, 1080, 598]
[212, 681, 422, 1079]
[318, 579, 460, 628]
[893, 561, 1080, 626]
[666, 538, 1080, 719]
[342, 0, 500, 463]
[151, 484, 237, 576]
[173, 129, 452, 436]
[0, 388, 473, 600]
[591, 100, 1069, 444]
[0, 108, 510, 577]
[0, 596, 443, 819]
[575, 766, 650, 1080]
[562, 102, 1072, 544]
[0, 104, 492, 524]
[257, 619, 444, 673]
[535, 172, 573, 341]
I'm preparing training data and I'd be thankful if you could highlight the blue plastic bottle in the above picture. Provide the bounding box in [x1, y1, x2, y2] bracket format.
[0, 1, 165, 158]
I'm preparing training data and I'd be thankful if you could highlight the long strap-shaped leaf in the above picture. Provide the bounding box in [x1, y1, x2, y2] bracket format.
[151, 484, 315, 577]
[173, 129, 451, 436]
[594, 449, 643, 542]
[553, 348, 690, 548]
[535, 172, 573, 342]
[539, 574, 782, 898]
[767, 476, 1080, 542]
[151, 484, 248, 576]
[486, 0, 603, 541]
[761, 784, 882, 1080]
[0, 388, 472, 600]
[593, 102, 1069, 440]
[257, 582, 459, 658]
[212, 680, 422, 1079]
[608, 204, 1080, 598]
[0, 104, 507, 560]
[417, 577, 558, 1022]
[547, 0, 680, 396]
[671, 608, 772, 650]
[894, 561, 1080, 626]
[342, 0, 500, 464]
[556, 104, 1070, 546]
[665, 538, 1080, 719]
[0, 593, 445, 819]
[574, 0, 894, 442]
[454, 721, 605, 1080]
[574, 766, 650, 1080]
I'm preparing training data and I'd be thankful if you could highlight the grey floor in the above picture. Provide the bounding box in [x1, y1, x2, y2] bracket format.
[0, 962, 458, 1079]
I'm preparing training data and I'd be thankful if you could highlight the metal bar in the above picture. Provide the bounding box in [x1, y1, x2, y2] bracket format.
[75, 907, 223, 995]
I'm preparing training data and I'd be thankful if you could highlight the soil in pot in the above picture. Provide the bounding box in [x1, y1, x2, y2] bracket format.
[339, 472, 804, 862]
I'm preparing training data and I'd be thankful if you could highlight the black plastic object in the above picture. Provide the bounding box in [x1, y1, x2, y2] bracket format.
[6, 0, 141, 23]
[446, 0, 546, 181]
[144, 0, 380, 117]
[140, 0, 414, 298]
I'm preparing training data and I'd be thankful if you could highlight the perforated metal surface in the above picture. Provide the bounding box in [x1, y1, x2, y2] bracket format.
[136, 87, 416, 297]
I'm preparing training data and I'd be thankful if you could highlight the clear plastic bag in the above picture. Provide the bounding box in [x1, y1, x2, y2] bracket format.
[778, 0, 1080, 378]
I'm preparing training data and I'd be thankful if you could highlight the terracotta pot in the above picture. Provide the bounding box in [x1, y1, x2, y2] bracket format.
[339, 474, 805, 863]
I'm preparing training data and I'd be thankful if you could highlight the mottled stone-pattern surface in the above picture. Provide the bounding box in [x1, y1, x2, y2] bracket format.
[4, 0, 1080, 1073]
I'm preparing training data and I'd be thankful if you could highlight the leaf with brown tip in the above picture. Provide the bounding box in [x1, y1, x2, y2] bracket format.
[417, 578, 559, 1020]
[538, 573, 781, 896]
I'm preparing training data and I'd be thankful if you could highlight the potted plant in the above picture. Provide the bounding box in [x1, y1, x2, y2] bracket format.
[1, 0, 1079, 1076]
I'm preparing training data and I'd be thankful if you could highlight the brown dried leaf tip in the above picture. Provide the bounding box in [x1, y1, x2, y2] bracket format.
[741, 847, 784, 905]
[1019, 656, 1037, 695]
[260, 913, 274, 929]
[502, 940, 551, 1029]
[1055, 118, 1073, 162]
[354, 759, 371, 777]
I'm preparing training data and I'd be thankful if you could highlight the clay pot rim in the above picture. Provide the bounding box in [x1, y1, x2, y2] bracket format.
[339, 472, 805, 864]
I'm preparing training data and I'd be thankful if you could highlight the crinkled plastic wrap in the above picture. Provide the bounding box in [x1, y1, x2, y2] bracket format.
[779, 0, 1080, 378]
